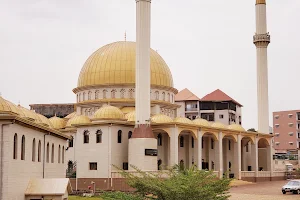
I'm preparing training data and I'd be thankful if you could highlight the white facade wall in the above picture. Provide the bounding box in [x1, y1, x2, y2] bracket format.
[1, 123, 66, 200]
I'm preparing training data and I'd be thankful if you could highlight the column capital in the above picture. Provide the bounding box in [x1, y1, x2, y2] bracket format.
[256, 0, 266, 5]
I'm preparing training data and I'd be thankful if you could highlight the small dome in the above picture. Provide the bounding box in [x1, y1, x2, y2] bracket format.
[65, 112, 76, 119]
[36, 113, 53, 128]
[174, 117, 193, 124]
[17, 105, 52, 127]
[211, 122, 226, 129]
[121, 107, 135, 114]
[125, 111, 135, 122]
[94, 105, 125, 120]
[49, 116, 66, 129]
[151, 114, 173, 124]
[227, 124, 245, 132]
[0, 96, 20, 115]
[193, 118, 210, 127]
[66, 115, 91, 127]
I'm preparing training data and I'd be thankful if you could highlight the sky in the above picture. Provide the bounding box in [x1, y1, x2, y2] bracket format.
[0, 0, 299, 130]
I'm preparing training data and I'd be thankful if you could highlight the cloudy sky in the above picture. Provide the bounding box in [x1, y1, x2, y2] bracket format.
[0, 0, 299, 130]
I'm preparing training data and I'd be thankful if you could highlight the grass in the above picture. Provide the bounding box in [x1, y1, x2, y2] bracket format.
[69, 196, 103, 200]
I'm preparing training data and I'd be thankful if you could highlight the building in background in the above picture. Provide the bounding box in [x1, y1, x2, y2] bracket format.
[175, 88, 242, 125]
[273, 110, 300, 154]
[30, 103, 75, 118]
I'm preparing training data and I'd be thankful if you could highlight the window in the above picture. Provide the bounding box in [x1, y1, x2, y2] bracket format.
[89, 162, 97, 170]
[13, 133, 17, 159]
[123, 162, 129, 170]
[289, 142, 294, 145]
[83, 130, 89, 144]
[289, 123, 293, 127]
[171, 94, 173, 103]
[21, 135, 25, 160]
[69, 137, 74, 147]
[62, 146, 65, 164]
[275, 124, 279, 128]
[274, 115, 279, 119]
[46, 143, 49, 163]
[111, 89, 116, 99]
[219, 114, 224, 119]
[157, 134, 162, 146]
[155, 91, 159, 100]
[120, 89, 125, 98]
[96, 130, 102, 143]
[103, 90, 107, 99]
[162, 92, 165, 101]
[192, 137, 194, 148]
[288, 114, 293, 118]
[118, 130, 122, 143]
[289, 132, 294, 136]
[95, 90, 99, 99]
[83, 92, 86, 101]
[202, 138, 204, 149]
[246, 143, 249, 152]
[180, 136, 184, 147]
[32, 138, 36, 162]
[167, 93, 170, 102]
[58, 145, 61, 163]
[275, 142, 280, 146]
[128, 131, 132, 139]
[51, 144, 54, 163]
[228, 140, 231, 151]
[38, 140, 41, 162]
[129, 89, 134, 99]
[88, 91, 92, 100]
[211, 139, 214, 149]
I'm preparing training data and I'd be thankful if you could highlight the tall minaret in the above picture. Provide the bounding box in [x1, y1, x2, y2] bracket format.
[254, 0, 271, 133]
[128, 0, 157, 171]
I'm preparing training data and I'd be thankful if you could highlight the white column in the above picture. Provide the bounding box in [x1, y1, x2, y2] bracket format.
[251, 137, 259, 178]
[216, 132, 223, 178]
[170, 127, 178, 166]
[233, 135, 242, 179]
[135, 0, 151, 124]
[197, 130, 203, 170]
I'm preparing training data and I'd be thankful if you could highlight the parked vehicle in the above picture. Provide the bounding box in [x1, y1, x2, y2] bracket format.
[282, 180, 300, 194]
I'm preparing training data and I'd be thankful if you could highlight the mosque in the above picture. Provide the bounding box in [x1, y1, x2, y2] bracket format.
[0, 0, 280, 199]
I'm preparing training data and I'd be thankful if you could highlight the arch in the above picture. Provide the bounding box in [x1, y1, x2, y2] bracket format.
[167, 93, 170, 102]
[128, 131, 132, 139]
[32, 138, 36, 162]
[95, 90, 99, 99]
[96, 129, 102, 143]
[58, 145, 61, 163]
[180, 136, 184, 147]
[152, 128, 171, 137]
[222, 134, 238, 143]
[21, 135, 25, 160]
[162, 92, 165, 101]
[178, 128, 197, 139]
[258, 138, 270, 148]
[83, 130, 90, 144]
[88, 91, 92, 100]
[111, 89, 117, 99]
[62, 146, 65, 164]
[103, 89, 107, 99]
[51, 143, 54, 163]
[38, 140, 41, 162]
[13, 133, 17, 159]
[203, 132, 218, 141]
[155, 91, 159, 100]
[118, 130, 122, 143]
[241, 136, 255, 145]
[46, 142, 49, 163]
[83, 92, 86, 101]
[120, 89, 125, 98]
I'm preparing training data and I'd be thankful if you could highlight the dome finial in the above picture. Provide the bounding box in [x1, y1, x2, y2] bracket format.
[124, 31, 127, 41]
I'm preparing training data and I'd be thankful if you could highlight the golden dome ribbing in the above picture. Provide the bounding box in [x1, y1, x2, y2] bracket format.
[66, 115, 91, 127]
[151, 114, 173, 123]
[125, 111, 135, 122]
[49, 116, 67, 129]
[227, 124, 245, 132]
[193, 118, 210, 127]
[94, 105, 125, 120]
[211, 122, 226, 129]
[174, 117, 193, 124]
[77, 41, 174, 89]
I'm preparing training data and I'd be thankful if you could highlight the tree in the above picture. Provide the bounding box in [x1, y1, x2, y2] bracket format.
[101, 165, 231, 200]
[247, 128, 257, 132]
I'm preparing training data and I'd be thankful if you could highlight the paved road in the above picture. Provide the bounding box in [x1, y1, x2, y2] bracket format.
[229, 180, 299, 200]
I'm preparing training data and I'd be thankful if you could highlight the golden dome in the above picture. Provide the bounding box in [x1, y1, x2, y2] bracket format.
[193, 118, 210, 127]
[151, 114, 173, 124]
[36, 113, 53, 128]
[77, 41, 174, 89]
[174, 117, 193, 124]
[227, 124, 245, 132]
[0, 96, 20, 115]
[121, 107, 135, 114]
[211, 122, 226, 129]
[94, 105, 125, 120]
[49, 116, 66, 129]
[66, 115, 91, 127]
[65, 112, 76, 119]
[125, 111, 135, 122]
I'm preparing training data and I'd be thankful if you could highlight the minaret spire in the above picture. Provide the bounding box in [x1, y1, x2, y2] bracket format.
[253, 0, 270, 133]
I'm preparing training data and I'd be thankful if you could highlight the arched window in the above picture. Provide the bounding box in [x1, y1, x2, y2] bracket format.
[111, 89, 117, 99]
[58, 145, 61, 163]
[158, 159, 162, 170]
[85, 109, 88, 116]
[157, 134, 162, 146]
[21, 135, 25, 160]
[69, 137, 74, 147]
[51, 143, 54, 163]
[120, 89, 125, 99]
[128, 89, 134, 99]
[32, 138, 36, 162]
[13, 133, 18, 159]
[83, 92, 86, 101]
[167, 93, 170, 102]
[88, 91, 92, 100]
[38, 140, 41, 162]
[155, 91, 159, 100]
[191, 137, 194, 148]
[46, 143, 49, 163]
[103, 90, 107, 99]
[211, 139, 214, 150]
[171, 94, 173, 103]
[96, 130, 102, 143]
[79, 93, 81, 102]
[77, 94, 79, 102]
[62, 146, 65, 164]
[162, 92, 165, 101]
[95, 90, 99, 99]
[128, 131, 132, 139]
[180, 136, 184, 147]
[118, 130, 122, 143]
[180, 160, 184, 170]
[83, 130, 89, 144]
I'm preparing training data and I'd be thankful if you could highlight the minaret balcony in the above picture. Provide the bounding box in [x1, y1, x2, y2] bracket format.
[253, 33, 271, 45]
